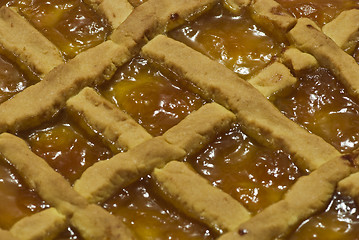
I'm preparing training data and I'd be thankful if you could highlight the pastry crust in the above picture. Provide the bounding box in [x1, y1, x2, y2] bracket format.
[110, 0, 217, 46]
[248, 62, 297, 98]
[153, 161, 251, 232]
[71, 204, 136, 240]
[322, 9, 359, 54]
[0, 133, 87, 215]
[74, 102, 235, 203]
[281, 47, 319, 72]
[66, 87, 152, 151]
[84, 0, 134, 28]
[10, 208, 66, 240]
[218, 156, 353, 240]
[0, 40, 133, 133]
[0, 7, 63, 76]
[0, 230, 18, 240]
[141, 35, 341, 171]
[249, 0, 296, 39]
[288, 18, 359, 98]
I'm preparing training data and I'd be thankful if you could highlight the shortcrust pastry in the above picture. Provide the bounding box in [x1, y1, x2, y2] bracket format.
[0, 0, 359, 239]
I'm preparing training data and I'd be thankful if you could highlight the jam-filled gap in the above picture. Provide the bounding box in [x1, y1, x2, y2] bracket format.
[275, 67, 359, 153]
[185, 122, 305, 214]
[285, 191, 359, 240]
[97, 56, 207, 137]
[16, 108, 113, 185]
[167, 2, 286, 79]
[2, 0, 112, 59]
[0, 156, 48, 230]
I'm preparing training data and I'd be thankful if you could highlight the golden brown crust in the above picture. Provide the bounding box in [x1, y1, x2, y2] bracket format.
[0, 133, 87, 215]
[71, 204, 136, 240]
[141, 35, 341, 171]
[0, 230, 18, 240]
[10, 208, 67, 240]
[153, 161, 251, 232]
[162, 102, 236, 155]
[218, 156, 353, 240]
[110, 0, 217, 46]
[222, 0, 251, 13]
[247, 62, 297, 98]
[249, 0, 296, 40]
[288, 18, 359, 98]
[66, 87, 152, 151]
[281, 47, 319, 72]
[0, 40, 133, 134]
[74, 137, 186, 203]
[84, 0, 133, 29]
[322, 9, 359, 54]
[0, 7, 63, 76]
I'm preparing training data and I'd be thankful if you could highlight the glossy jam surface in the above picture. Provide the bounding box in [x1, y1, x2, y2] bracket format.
[0, 54, 30, 104]
[168, 3, 284, 79]
[103, 176, 217, 240]
[288, 192, 359, 240]
[0, 158, 48, 229]
[276, 0, 359, 27]
[99, 57, 206, 136]
[275, 68, 359, 153]
[3, 0, 111, 59]
[19, 112, 112, 184]
[187, 124, 303, 213]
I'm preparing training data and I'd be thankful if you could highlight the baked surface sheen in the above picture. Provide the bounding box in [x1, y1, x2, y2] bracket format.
[0, 0, 359, 239]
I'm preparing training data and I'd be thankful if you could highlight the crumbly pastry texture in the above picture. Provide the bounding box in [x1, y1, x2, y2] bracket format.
[0, 0, 359, 239]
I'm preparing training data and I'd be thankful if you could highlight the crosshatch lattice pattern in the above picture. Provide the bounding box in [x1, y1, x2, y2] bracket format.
[1, 0, 359, 239]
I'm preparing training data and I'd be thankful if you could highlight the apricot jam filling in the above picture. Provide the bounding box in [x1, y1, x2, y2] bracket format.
[0, 53, 32, 104]
[276, 0, 359, 27]
[168, 3, 284, 79]
[275, 67, 359, 153]
[287, 192, 359, 240]
[99, 57, 206, 137]
[2, 0, 111, 59]
[0, 157, 48, 230]
[186, 123, 303, 214]
[18, 111, 113, 185]
[103, 175, 218, 240]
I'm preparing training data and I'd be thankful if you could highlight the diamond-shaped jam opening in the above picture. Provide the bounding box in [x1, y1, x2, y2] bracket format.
[168, 3, 284, 79]
[0, 53, 32, 104]
[18, 111, 113, 184]
[276, 0, 359, 27]
[275, 67, 359, 153]
[0, 157, 48, 229]
[186, 123, 304, 214]
[288, 192, 359, 239]
[99, 57, 206, 136]
[103, 175, 218, 239]
[2, 0, 111, 59]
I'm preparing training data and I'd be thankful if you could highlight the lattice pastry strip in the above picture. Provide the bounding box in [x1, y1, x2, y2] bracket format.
[0, 133, 136, 239]
[0, 7, 63, 77]
[83, 0, 133, 28]
[68, 86, 252, 234]
[218, 156, 354, 239]
[141, 35, 341, 171]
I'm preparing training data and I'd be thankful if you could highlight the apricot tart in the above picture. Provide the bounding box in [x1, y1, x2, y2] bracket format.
[1, 0, 359, 239]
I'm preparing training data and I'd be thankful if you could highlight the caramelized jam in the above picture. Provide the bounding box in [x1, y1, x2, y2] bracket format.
[103, 175, 217, 240]
[3, 0, 111, 59]
[0, 157, 48, 230]
[0, 54, 30, 104]
[18, 111, 112, 184]
[168, 3, 284, 79]
[186, 123, 303, 213]
[276, 0, 359, 27]
[287, 192, 359, 240]
[275, 67, 359, 153]
[99, 57, 206, 136]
